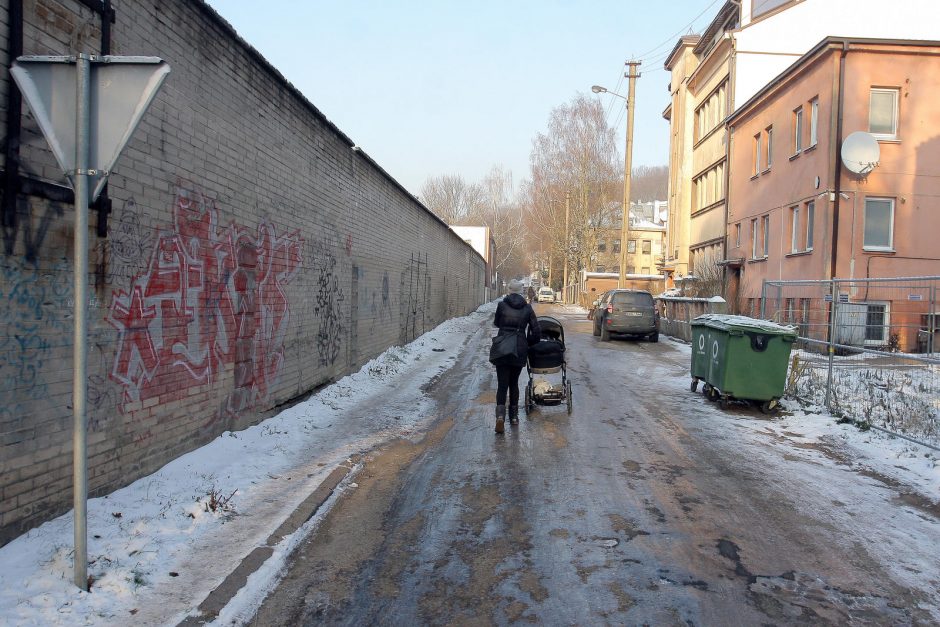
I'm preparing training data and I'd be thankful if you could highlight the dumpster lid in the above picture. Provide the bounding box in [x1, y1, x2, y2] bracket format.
[691, 314, 797, 335]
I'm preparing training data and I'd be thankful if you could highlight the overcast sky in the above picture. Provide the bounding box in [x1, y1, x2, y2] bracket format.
[205, 0, 723, 198]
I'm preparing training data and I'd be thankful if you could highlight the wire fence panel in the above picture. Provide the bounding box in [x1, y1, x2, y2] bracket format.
[762, 276, 940, 449]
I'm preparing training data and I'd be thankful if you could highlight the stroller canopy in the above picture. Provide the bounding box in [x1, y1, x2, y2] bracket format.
[537, 316, 565, 344]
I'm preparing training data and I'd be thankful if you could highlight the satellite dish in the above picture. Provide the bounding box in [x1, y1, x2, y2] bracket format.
[841, 131, 880, 176]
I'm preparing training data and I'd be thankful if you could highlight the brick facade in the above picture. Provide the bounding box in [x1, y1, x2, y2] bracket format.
[0, 0, 486, 545]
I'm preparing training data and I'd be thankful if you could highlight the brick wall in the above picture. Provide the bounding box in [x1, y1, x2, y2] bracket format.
[0, 0, 486, 546]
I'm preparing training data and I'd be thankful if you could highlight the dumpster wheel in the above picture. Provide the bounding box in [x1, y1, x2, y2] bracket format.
[690, 378, 699, 393]
[703, 383, 720, 402]
[759, 398, 780, 415]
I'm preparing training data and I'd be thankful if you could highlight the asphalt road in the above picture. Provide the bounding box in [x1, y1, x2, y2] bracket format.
[248, 304, 939, 626]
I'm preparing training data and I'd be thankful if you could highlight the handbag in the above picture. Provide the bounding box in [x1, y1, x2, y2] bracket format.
[489, 328, 521, 363]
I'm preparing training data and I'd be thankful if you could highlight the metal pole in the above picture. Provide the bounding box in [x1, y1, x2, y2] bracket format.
[618, 61, 641, 289]
[825, 280, 837, 411]
[563, 191, 570, 301]
[760, 280, 767, 318]
[73, 53, 91, 591]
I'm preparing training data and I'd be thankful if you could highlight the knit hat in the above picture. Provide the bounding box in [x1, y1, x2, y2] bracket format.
[507, 279, 525, 294]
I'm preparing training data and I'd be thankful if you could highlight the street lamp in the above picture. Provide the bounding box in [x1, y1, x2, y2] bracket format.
[593, 61, 640, 288]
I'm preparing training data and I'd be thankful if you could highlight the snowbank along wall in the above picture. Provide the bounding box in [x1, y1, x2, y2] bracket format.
[0, 0, 486, 545]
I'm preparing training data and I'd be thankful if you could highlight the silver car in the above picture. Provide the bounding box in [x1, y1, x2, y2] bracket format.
[592, 289, 659, 342]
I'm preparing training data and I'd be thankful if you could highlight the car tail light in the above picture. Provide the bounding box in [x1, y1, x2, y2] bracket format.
[606, 303, 613, 313]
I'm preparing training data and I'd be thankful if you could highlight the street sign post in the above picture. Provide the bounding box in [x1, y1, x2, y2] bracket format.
[10, 54, 169, 591]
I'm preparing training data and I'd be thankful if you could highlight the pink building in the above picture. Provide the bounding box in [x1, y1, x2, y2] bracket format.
[725, 38, 940, 350]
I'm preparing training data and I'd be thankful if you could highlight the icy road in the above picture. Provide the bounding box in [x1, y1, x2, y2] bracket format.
[248, 304, 940, 626]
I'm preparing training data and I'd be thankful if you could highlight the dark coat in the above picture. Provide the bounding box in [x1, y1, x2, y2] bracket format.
[492, 293, 541, 368]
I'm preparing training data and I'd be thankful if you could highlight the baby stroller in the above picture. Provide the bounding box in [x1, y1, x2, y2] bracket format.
[524, 316, 572, 415]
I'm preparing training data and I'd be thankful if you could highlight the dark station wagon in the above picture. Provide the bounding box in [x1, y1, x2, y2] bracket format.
[592, 289, 660, 342]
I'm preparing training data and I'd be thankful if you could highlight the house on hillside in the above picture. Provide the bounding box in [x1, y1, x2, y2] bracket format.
[725, 38, 940, 351]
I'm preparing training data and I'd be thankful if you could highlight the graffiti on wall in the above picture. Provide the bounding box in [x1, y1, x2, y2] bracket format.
[400, 252, 431, 344]
[107, 182, 304, 416]
[0, 257, 71, 424]
[307, 225, 346, 367]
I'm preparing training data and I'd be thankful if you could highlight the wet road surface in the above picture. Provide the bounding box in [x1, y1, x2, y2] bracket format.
[249, 304, 939, 625]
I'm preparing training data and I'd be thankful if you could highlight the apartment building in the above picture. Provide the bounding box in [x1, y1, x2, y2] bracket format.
[726, 38, 940, 350]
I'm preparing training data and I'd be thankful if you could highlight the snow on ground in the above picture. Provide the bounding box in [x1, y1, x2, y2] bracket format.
[1, 302, 937, 626]
[0, 302, 497, 626]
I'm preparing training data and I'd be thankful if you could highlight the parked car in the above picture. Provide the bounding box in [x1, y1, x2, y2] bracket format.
[592, 289, 659, 342]
[537, 286, 555, 303]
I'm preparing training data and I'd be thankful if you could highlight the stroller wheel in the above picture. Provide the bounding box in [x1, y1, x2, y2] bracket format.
[566, 380, 572, 415]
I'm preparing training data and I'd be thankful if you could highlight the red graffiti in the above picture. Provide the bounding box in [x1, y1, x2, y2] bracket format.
[108, 183, 303, 415]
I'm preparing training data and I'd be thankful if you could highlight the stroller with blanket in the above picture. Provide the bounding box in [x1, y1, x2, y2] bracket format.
[524, 316, 572, 415]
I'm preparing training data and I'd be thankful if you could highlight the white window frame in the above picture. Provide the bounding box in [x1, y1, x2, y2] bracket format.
[751, 219, 759, 259]
[869, 88, 899, 140]
[805, 200, 815, 250]
[761, 215, 770, 257]
[809, 98, 819, 147]
[793, 106, 804, 153]
[790, 205, 800, 253]
[765, 126, 773, 168]
[753, 133, 762, 175]
[863, 301, 891, 346]
[734, 222, 741, 248]
[863, 197, 895, 251]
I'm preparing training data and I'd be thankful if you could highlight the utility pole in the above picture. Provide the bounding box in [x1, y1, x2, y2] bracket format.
[618, 60, 641, 288]
[562, 190, 570, 301]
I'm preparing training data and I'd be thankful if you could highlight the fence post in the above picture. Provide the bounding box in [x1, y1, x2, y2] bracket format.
[760, 280, 767, 318]
[931, 284, 937, 355]
[825, 279, 837, 410]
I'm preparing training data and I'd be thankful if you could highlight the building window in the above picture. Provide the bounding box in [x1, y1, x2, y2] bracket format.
[864, 197, 894, 250]
[805, 200, 814, 250]
[641, 267, 650, 275]
[611, 265, 620, 275]
[642, 240, 651, 254]
[734, 222, 741, 248]
[612, 239, 621, 254]
[694, 161, 725, 209]
[762, 215, 770, 257]
[765, 126, 773, 168]
[790, 205, 800, 253]
[597, 239, 606, 252]
[793, 106, 804, 153]
[864, 303, 889, 344]
[694, 80, 728, 142]
[751, 219, 759, 259]
[627, 239, 637, 253]
[809, 97, 819, 147]
[869, 88, 899, 139]
[627, 265, 636, 274]
[753, 133, 762, 174]
[596, 265, 605, 273]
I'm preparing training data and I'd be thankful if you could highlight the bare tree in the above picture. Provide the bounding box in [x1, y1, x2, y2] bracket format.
[630, 165, 668, 202]
[524, 95, 621, 289]
[419, 174, 485, 224]
[470, 166, 526, 278]
[687, 247, 724, 298]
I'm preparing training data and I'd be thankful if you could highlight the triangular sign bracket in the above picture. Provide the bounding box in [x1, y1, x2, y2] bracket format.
[10, 55, 170, 204]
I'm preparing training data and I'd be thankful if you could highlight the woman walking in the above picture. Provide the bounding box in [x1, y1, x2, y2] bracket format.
[489, 279, 541, 433]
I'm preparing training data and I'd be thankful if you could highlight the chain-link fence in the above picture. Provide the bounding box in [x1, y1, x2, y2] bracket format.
[761, 277, 940, 449]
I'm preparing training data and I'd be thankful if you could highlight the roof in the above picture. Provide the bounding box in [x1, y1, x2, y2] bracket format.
[664, 35, 701, 70]
[693, 1, 740, 56]
[728, 37, 940, 127]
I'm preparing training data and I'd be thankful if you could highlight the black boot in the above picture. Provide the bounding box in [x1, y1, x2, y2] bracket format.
[508, 405, 519, 424]
[495, 405, 506, 434]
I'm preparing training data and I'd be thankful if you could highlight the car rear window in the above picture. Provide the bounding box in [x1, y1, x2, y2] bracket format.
[612, 292, 653, 306]
[539, 288, 553, 294]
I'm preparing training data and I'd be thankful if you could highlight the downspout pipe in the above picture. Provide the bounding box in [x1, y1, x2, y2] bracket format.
[830, 41, 849, 280]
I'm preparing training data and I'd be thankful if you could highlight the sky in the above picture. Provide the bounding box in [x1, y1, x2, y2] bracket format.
[1, 301, 937, 624]
[203, 0, 724, 198]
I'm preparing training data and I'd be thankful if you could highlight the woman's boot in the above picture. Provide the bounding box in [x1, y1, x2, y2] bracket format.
[495, 405, 506, 434]
[508, 406, 519, 424]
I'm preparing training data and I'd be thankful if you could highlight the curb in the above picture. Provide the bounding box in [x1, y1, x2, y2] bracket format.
[177, 457, 359, 626]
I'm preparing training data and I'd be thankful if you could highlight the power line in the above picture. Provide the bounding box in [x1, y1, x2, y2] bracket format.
[632, 0, 722, 61]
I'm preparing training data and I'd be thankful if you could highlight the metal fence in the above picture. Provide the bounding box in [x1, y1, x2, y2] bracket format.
[761, 276, 940, 449]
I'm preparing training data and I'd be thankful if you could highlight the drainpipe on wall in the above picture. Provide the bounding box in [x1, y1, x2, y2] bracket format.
[830, 40, 849, 281]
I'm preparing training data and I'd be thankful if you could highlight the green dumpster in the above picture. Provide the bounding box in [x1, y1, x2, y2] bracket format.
[689, 314, 797, 412]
